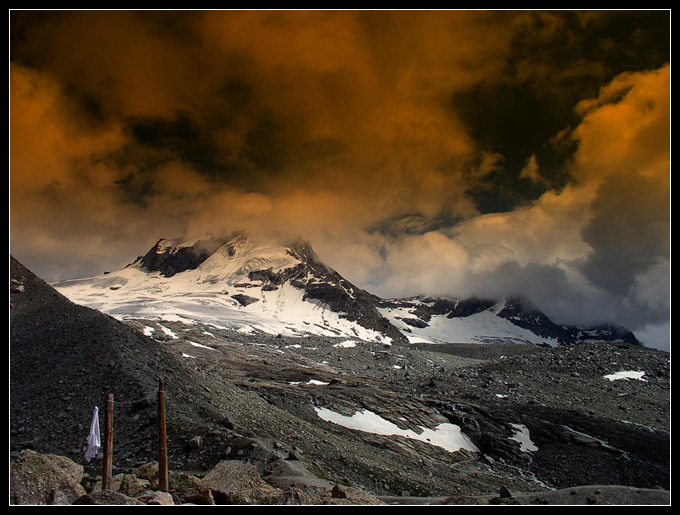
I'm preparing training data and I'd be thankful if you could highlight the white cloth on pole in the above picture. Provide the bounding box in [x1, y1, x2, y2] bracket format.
[85, 406, 100, 462]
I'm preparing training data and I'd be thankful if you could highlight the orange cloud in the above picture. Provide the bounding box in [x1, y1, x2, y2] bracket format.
[573, 63, 670, 185]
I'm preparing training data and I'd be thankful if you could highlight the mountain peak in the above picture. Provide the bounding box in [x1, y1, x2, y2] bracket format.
[138, 235, 229, 277]
[53, 234, 640, 347]
[55, 234, 404, 344]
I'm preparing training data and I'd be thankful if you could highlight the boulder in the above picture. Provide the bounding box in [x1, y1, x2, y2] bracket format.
[168, 470, 203, 502]
[181, 486, 216, 505]
[10, 450, 86, 505]
[137, 491, 175, 505]
[201, 460, 280, 504]
[118, 473, 151, 496]
[499, 486, 513, 498]
[278, 485, 385, 505]
[73, 491, 144, 505]
[331, 484, 348, 498]
[45, 453, 84, 484]
[91, 473, 124, 493]
[133, 461, 159, 482]
[188, 435, 203, 450]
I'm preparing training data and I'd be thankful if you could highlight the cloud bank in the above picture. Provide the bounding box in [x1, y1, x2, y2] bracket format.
[10, 11, 669, 348]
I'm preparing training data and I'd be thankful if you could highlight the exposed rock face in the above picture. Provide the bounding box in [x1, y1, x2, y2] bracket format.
[10, 450, 86, 505]
[496, 297, 640, 345]
[285, 239, 407, 344]
[231, 294, 260, 307]
[379, 295, 641, 346]
[139, 236, 228, 278]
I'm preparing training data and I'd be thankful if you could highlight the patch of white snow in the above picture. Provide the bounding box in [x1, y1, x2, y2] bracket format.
[604, 370, 647, 382]
[314, 407, 479, 453]
[509, 423, 538, 452]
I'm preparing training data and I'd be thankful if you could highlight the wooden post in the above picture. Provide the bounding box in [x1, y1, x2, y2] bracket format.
[102, 393, 114, 491]
[158, 378, 168, 492]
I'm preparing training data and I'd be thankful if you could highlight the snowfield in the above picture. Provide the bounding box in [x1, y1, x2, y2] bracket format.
[313, 406, 480, 453]
[378, 301, 559, 346]
[54, 241, 390, 344]
[53, 235, 629, 347]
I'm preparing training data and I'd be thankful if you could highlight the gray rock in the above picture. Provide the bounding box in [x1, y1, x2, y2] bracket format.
[331, 484, 348, 498]
[137, 490, 175, 505]
[118, 473, 151, 496]
[201, 460, 279, 504]
[188, 435, 203, 450]
[499, 486, 512, 498]
[74, 491, 144, 505]
[182, 485, 216, 505]
[10, 450, 86, 505]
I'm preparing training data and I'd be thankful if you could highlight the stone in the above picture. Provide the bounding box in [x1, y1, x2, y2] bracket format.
[281, 485, 385, 505]
[118, 474, 151, 496]
[133, 461, 159, 483]
[331, 484, 348, 498]
[169, 470, 203, 501]
[499, 486, 512, 498]
[10, 450, 86, 505]
[138, 491, 175, 505]
[45, 453, 84, 484]
[201, 460, 279, 504]
[182, 486, 216, 505]
[188, 436, 203, 450]
[74, 491, 144, 505]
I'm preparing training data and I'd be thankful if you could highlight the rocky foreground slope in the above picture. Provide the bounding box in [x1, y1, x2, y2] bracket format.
[10, 256, 670, 504]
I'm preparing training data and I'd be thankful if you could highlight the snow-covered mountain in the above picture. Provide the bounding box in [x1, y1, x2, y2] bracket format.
[53, 233, 640, 347]
[378, 296, 639, 346]
[54, 233, 402, 344]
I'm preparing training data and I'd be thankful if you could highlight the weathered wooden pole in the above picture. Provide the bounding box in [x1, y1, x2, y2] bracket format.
[158, 378, 169, 492]
[102, 393, 114, 491]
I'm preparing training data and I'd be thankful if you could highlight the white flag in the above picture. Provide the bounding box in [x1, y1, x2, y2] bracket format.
[85, 406, 100, 462]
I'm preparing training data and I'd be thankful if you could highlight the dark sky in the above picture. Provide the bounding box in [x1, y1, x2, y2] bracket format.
[10, 10, 670, 349]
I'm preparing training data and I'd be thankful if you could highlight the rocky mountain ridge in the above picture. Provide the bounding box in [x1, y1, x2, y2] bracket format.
[54, 233, 639, 347]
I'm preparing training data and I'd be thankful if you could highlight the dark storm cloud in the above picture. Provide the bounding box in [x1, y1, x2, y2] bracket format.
[10, 11, 670, 348]
[579, 173, 670, 295]
[450, 10, 670, 214]
[129, 113, 244, 185]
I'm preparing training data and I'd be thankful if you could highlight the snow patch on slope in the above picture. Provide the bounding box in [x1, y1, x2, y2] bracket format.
[509, 423, 538, 452]
[604, 370, 647, 382]
[314, 406, 479, 453]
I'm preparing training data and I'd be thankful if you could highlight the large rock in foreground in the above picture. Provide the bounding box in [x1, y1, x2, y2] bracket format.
[10, 450, 86, 505]
[73, 491, 145, 505]
[201, 460, 280, 504]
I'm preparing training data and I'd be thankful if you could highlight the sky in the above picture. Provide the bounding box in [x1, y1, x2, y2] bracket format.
[10, 10, 670, 349]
